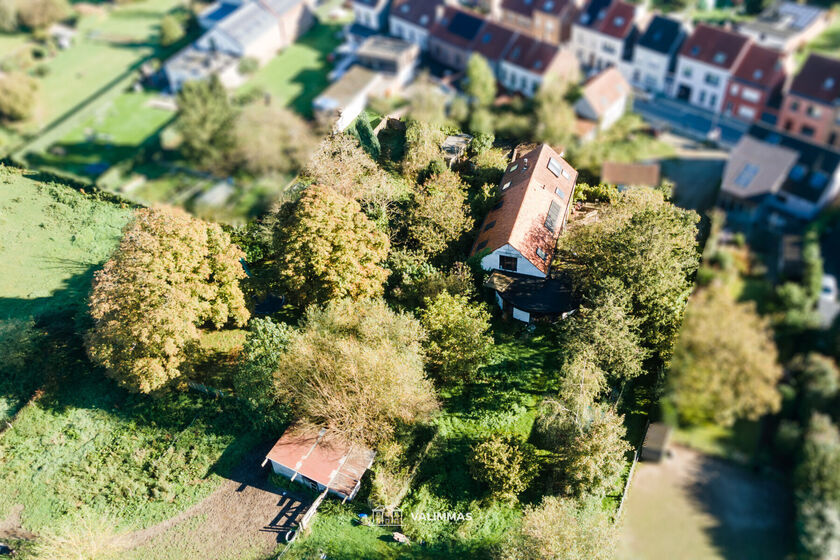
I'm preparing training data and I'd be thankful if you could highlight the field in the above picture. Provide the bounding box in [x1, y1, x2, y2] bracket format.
[618, 445, 792, 560]
[239, 22, 345, 117]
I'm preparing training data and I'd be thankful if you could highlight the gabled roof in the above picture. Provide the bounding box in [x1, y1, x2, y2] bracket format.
[502, 34, 560, 75]
[502, 0, 571, 17]
[429, 6, 485, 49]
[738, 123, 840, 204]
[215, 2, 277, 46]
[471, 144, 578, 275]
[679, 23, 750, 70]
[580, 66, 631, 118]
[390, 0, 442, 29]
[789, 53, 840, 105]
[266, 426, 375, 499]
[730, 43, 785, 89]
[594, 0, 635, 39]
[472, 20, 518, 61]
[722, 135, 798, 199]
[637, 14, 683, 55]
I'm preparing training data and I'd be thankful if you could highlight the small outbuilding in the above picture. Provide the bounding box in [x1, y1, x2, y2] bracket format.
[641, 422, 673, 462]
[441, 133, 473, 167]
[264, 425, 376, 502]
[601, 161, 662, 189]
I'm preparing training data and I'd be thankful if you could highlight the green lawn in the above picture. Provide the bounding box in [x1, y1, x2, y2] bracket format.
[239, 22, 343, 117]
[673, 420, 762, 465]
[798, 16, 840, 66]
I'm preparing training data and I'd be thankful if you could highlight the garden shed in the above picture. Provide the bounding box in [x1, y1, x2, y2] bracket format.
[641, 422, 673, 462]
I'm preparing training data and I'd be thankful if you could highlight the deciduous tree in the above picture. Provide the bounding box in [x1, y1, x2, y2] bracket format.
[560, 406, 630, 497]
[87, 207, 249, 393]
[405, 170, 473, 257]
[792, 354, 840, 420]
[500, 496, 618, 560]
[556, 188, 699, 358]
[469, 434, 539, 502]
[272, 185, 389, 307]
[465, 53, 496, 108]
[669, 286, 782, 426]
[796, 414, 840, 560]
[0, 72, 37, 121]
[159, 14, 184, 47]
[234, 101, 316, 176]
[534, 77, 576, 150]
[274, 299, 438, 446]
[17, 0, 69, 29]
[421, 291, 493, 384]
[402, 120, 445, 181]
[176, 75, 237, 173]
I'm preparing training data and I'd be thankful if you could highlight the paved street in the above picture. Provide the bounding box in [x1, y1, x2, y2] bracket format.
[634, 95, 750, 148]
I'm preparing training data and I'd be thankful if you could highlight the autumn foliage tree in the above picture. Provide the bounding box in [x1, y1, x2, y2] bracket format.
[0, 72, 37, 121]
[406, 170, 473, 257]
[420, 291, 493, 384]
[86, 207, 249, 393]
[272, 185, 389, 307]
[556, 188, 699, 359]
[234, 101, 317, 176]
[668, 286, 783, 426]
[274, 299, 438, 446]
[501, 496, 618, 560]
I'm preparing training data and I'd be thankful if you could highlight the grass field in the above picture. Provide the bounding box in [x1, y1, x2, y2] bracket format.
[798, 16, 840, 66]
[239, 22, 344, 117]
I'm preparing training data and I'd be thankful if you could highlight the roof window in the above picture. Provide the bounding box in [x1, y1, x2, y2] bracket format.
[400, 4, 409, 13]
[536, 247, 548, 261]
[691, 45, 700, 56]
[502, 181, 512, 190]
[547, 157, 565, 178]
[713, 52, 727, 64]
[734, 163, 759, 188]
[544, 200, 562, 233]
[753, 69, 763, 80]
[790, 164, 807, 181]
[484, 220, 496, 231]
[614, 16, 625, 26]
[824, 77, 836, 90]
[476, 239, 488, 251]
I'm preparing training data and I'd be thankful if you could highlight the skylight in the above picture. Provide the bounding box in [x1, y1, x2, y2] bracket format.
[484, 220, 496, 231]
[790, 164, 807, 181]
[825, 77, 836, 90]
[544, 0, 555, 10]
[476, 240, 488, 251]
[614, 16, 625, 26]
[810, 171, 828, 189]
[713, 52, 727, 64]
[547, 157, 565, 178]
[544, 201, 562, 233]
[482, 33, 492, 44]
[753, 69, 763, 80]
[691, 45, 700, 56]
[509, 163, 519, 172]
[502, 181, 512, 190]
[400, 4, 409, 13]
[734, 163, 759, 188]
[536, 247, 547, 261]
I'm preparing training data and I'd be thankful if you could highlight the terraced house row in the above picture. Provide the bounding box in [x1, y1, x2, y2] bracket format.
[353, 0, 840, 151]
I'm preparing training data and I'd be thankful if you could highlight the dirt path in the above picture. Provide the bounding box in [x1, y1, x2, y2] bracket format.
[120, 442, 312, 559]
[0, 505, 36, 541]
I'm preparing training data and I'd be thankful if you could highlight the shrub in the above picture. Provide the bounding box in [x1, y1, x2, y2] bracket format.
[237, 56, 259, 75]
[469, 434, 539, 502]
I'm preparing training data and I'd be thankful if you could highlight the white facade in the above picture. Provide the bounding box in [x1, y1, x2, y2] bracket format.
[390, 16, 432, 50]
[673, 57, 732, 113]
[630, 45, 672, 93]
[353, 2, 386, 31]
[572, 25, 625, 72]
[498, 62, 544, 97]
[480, 244, 546, 278]
[575, 93, 628, 130]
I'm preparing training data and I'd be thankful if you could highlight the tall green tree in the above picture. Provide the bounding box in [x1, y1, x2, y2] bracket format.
[669, 286, 783, 426]
[354, 113, 381, 160]
[272, 184, 389, 307]
[556, 188, 700, 359]
[534, 77, 576, 149]
[406, 170, 473, 257]
[0, 72, 37, 121]
[420, 291, 493, 384]
[560, 406, 630, 497]
[234, 101, 316, 176]
[87, 207, 249, 393]
[402, 120, 445, 181]
[500, 496, 618, 560]
[17, 0, 69, 29]
[273, 299, 438, 446]
[465, 53, 497, 108]
[796, 414, 840, 560]
[159, 14, 184, 46]
[176, 75, 237, 173]
[469, 434, 539, 502]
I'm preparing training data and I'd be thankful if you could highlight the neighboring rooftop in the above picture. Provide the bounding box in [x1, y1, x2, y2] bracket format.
[788, 53, 840, 104]
[578, 0, 612, 29]
[471, 144, 578, 275]
[266, 426, 376, 500]
[730, 43, 785, 88]
[721, 135, 799, 199]
[502, 0, 570, 17]
[595, 0, 636, 39]
[743, 1, 827, 38]
[390, 0, 442, 28]
[472, 19, 518, 61]
[680, 23, 750, 70]
[357, 35, 417, 61]
[637, 14, 683, 54]
[313, 65, 380, 111]
[580, 66, 631, 118]
[601, 161, 661, 187]
[484, 271, 577, 315]
[430, 6, 484, 48]
[503, 33, 560, 74]
[166, 45, 237, 78]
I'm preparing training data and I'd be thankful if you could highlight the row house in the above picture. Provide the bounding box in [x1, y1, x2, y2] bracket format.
[778, 54, 840, 148]
[722, 43, 786, 123]
[629, 14, 685, 93]
[499, 33, 579, 96]
[571, 0, 642, 77]
[491, 0, 581, 45]
[352, 0, 392, 32]
[673, 23, 750, 113]
[388, 0, 443, 50]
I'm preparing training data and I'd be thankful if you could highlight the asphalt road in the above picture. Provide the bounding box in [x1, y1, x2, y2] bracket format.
[634, 95, 750, 148]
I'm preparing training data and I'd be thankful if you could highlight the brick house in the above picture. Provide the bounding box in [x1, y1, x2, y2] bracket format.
[778, 54, 840, 147]
[499, 34, 579, 96]
[672, 23, 751, 113]
[722, 43, 786, 123]
[571, 0, 641, 76]
[739, 2, 830, 54]
[471, 144, 578, 322]
[493, 0, 581, 44]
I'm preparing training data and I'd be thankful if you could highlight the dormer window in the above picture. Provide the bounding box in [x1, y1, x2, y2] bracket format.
[825, 77, 835, 90]
[713, 52, 726, 64]
[400, 4, 409, 13]
[753, 69, 763, 80]
[614, 16, 625, 26]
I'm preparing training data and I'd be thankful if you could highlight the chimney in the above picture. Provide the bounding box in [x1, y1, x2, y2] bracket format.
[523, 157, 529, 170]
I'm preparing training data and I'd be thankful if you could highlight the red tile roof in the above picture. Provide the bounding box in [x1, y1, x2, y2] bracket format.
[789, 53, 840, 105]
[730, 43, 785, 89]
[471, 144, 577, 274]
[266, 426, 375, 499]
[429, 6, 483, 49]
[472, 20, 518, 61]
[580, 66, 631, 118]
[595, 0, 635, 39]
[502, 33, 560, 75]
[680, 23, 750, 70]
[502, 0, 570, 17]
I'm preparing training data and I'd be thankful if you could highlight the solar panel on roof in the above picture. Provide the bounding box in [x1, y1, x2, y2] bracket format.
[448, 12, 483, 41]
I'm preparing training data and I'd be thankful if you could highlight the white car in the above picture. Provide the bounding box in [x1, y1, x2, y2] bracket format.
[821, 274, 838, 302]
